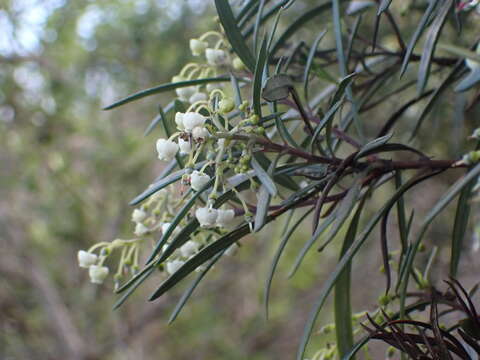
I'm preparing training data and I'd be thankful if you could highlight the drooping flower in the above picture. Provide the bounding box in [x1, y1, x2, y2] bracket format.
[131, 208, 147, 223]
[182, 112, 207, 131]
[189, 38, 208, 56]
[178, 138, 192, 155]
[192, 126, 209, 142]
[189, 91, 207, 104]
[134, 222, 150, 236]
[175, 112, 185, 130]
[190, 170, 211, 191]
[216, 209, 235, 228]
[156, 138, 179, 161]
[180, 240, 200, 257]
[205, 48, 228, 66]
[89, 265, 109, 284]
[77, 250, 98, 268]
[161, 222, 182, 237]
[195, 207, 218, 228]
[166, 259, 185, 275]
[176, 86, 197, 102]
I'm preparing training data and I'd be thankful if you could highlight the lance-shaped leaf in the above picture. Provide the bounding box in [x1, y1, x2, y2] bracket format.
[455, 68, 480, 92]
[104, 77, 229, 110]
[252, 156, 278, 196]
[303, 29, 328, 101]
[417, 0, 453, 95]
[253, 37, 269, 117]
[377, 0, 393, 14]
[399, 0, 439, 77]
[355, 133, 393, 159]
[215, 0, 256, 72]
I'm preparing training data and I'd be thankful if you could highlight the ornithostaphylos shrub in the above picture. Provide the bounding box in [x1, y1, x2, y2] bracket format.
[78, 1, 480, 358]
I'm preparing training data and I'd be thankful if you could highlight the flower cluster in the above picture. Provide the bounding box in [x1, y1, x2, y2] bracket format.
[79, 20, 272, 292]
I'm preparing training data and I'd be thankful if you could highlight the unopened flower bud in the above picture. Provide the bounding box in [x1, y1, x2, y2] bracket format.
[218, 98, 235, 114]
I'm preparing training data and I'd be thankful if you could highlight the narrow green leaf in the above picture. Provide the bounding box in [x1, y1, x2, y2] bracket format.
[253, 37, 269, 117]
[104, 77, 229, 110]
[113, 267, 155, 309]
[334, 198, 365, 359]
[455, 68, 480, 92]
[265, 209, 312, 319]
[377, 0, 393, 14]
[296, 171, 439, 360]
[410, 61, 464, 139]
[398, 163, 480, 319]
[310, 100, 342, 149]
[144, 101, 174, 136]
[145, 180, 214, 264]
[417, 0, 453, 95]
[253, 0, 266, 54]
[331, 73, 357, 106]
[168, 251, 223, 324]
[252, 156, 278, 196]
[254, 185, 271, 232]
[288, 210, 336, 278]
[355, 133, 393, 159]
[303, 29, 328, 102]
[451, 180, 474, 277]
[438, 43, 480, 63]
[399, 0, 439, 77]
[149, 223, 252, 301]
[270, 3, 331, 56]
[215, 0, 256, 71]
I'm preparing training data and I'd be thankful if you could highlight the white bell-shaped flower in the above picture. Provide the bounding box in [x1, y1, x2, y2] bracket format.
[89, 265, 109, 284]
[206, 83, 222, 92]
[166, 259, 185, 275]
[216, 209, 235, 228]
[180, 240, 200, 257]
[205, 48, 228, 66]
[176, 86, 197, 101]
[182, 112, 207, 131]
[134, 222, 150, 236]
[190, 171, 211, 191]
[189, 91, 207, 104]
[225, 243, 239, 257]
[77, 250, 98, 268]
[190, 38, 208, 56]
[195, 207, 218, 228]
[192, 126, 209, 142]
[178, 138, 192, 155]
[156, 138, 179, 161]
[161, 222, 182, 237]
[175, 112, 185, 130]
[131, 208, 147, 223]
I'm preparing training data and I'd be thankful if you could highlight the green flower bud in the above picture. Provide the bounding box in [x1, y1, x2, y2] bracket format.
[218, 98, 235, 114]
[378, 294, 391, 306]
[255, 127, 265, 135]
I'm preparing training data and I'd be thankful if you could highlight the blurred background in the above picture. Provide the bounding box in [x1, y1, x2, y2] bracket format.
[1, 1, 480, 359]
